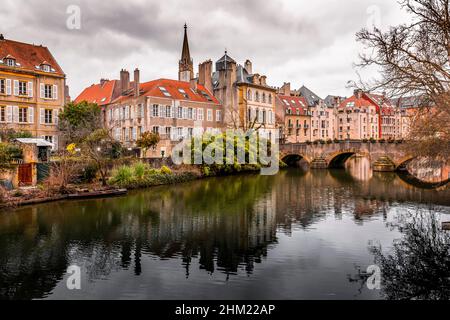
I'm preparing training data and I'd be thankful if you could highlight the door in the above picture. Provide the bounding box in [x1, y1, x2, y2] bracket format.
[18, 163, 33, 186]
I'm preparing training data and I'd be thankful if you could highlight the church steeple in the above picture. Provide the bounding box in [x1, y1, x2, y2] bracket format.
[179, 23, 194, 82]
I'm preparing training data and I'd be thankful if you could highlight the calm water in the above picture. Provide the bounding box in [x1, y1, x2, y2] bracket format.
[0, 157, 449, 300]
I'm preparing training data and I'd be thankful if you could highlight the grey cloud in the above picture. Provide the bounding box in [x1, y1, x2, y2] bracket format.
[2, 0, 409, 98]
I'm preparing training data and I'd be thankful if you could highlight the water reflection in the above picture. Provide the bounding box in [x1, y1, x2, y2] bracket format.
[370, 210, 450, 300]
[0, 160, 449, 300]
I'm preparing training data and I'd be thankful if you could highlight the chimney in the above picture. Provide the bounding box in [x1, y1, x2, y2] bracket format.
[100, 78, 108, 87]
[354, 89, 363, 99]
[244, 59, 252, 74]
[190, 78, 198, 91]
[0, 34, 4, 41]
[120, 69, 130, 94]
[134, 68, 140, 97]
[281, 82, 291, 96]
[260, 75, 267, 86]
[198, 60, 213, 93]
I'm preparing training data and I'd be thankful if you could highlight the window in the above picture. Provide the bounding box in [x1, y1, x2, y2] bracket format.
[19, 81, 27, 96]
[19, 107, 28, 123]
[0, 106, 5, 122]
[268, 94, 272, 104]
[177, 107, 183, 119]
[247, 89, 252, 101]
[188, 108, 193, 119]
[199, 90, 213, 102]
[0, 79, 5, 94]
[188, 128, 193, 137]
[198, 108, 204, 121]
[165, 126, 171, 137]
[159, 86, 171, 97]
[44, 84, 53, 99]
[177, 127, 183, 139]
[255, 91, 259, 102]
[152, 104, 159, 117]
[152, 126, 159, 134]
[44, 109, 53, 124]
[166, 105, 172, 118]
[41, 64, 51, 72]
[178, 88, 189, 99]
[207, 109, 213, 121]
[262, 93, 266, 103]
[216, 110, 221, 122]
[6, 58, 15, 67]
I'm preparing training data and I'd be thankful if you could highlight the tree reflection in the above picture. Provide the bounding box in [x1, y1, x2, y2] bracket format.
[370, 210, 450, 300]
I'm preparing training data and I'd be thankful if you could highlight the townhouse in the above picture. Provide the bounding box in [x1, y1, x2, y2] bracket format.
[200, 54, 277, 139]
[276, 83, 311, 143]
[336, 90, 380, 140]
[0, 35, 66, 149]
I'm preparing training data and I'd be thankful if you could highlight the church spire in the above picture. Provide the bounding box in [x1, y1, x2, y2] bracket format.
[179, 23, 194, 82]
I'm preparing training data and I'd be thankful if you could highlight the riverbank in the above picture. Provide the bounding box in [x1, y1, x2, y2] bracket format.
[0, 164, 264, 210]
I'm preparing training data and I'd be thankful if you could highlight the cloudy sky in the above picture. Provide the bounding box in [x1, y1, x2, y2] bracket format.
[1, 0, 411, 99]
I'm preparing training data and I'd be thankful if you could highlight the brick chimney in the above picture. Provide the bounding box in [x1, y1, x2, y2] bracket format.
[244, 59, 252, 74]
[120, 69, 130, 94]
[190, 78, 198, 91]
[134, 68, 140, 97]
[281, 82, 291, 96]
[198, 60, 212, 93]
[354, 89, 363, 99]
[260, 75, 267, 86]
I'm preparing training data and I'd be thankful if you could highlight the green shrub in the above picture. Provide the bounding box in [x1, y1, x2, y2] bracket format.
[80, 163, 98, 183]
[109, 166, 135, 187]
[133, 162, 149, 181]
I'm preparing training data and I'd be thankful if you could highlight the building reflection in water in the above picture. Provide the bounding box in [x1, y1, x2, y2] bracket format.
[0, 165, 449, 299]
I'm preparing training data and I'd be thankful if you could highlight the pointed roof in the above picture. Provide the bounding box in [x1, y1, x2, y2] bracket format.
[216, 51, 236, 64]
[0, 38, 64, 75]
[299, 85, 322, 107]
[180, 24, 191, 63]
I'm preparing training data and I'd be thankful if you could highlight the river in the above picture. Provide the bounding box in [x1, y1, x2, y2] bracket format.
[0, 157, 449, 300]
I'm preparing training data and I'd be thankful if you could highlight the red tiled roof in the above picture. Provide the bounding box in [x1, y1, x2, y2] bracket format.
[0, 38, 64, 75]
[278, 95, 308, 115]
[75, 80, 119, 106]
[112, 79, 220, 105]
[338, 94, 378, 110]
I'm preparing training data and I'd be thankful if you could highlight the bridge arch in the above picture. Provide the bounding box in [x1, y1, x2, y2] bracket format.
[281, 154, 310, 167]
[395, 156, 415, 171]
[327, 152, 357, 169]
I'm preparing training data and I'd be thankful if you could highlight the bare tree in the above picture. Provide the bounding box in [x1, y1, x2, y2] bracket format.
[356, 0, 450, 159]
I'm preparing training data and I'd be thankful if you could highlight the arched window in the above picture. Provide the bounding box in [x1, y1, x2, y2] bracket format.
[268, 94, 272, 104]
[262, 93, 266, 103]
[255, 91, 259, 102]
[247, 89, 252, 101]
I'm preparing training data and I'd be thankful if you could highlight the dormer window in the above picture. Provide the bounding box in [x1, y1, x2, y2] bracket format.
[5, 58, 15, 67]
[42, 64, 51, 72]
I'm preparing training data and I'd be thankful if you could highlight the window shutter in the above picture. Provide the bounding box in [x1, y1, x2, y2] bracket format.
[6, 79, 11, 95]
[52, 85, 58, 100]
[40, 83, 45, 98]
[13, 106, 19, 123]
[28, 107, 34, 123]
[6, 106, 13, 123]
[54, 109, 59, 125]
[13, 80, 19, 96]
[53, 135, 58, 151]
[28, 81, 33, 97]
[40, 108, 45, 124]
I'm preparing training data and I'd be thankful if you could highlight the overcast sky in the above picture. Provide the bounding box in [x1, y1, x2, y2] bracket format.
[1, 0, 411, 99]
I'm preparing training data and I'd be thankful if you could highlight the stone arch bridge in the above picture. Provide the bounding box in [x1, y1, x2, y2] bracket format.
[280, 140, 413, 171]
